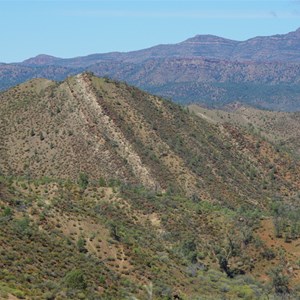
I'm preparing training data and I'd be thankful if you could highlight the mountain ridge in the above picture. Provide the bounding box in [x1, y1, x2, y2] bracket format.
[2, 28, 300, 111]
[16, 27, 300, 65]
[21, 54, 62, 66]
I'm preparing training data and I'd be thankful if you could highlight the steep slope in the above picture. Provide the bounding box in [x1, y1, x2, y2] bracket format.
[2, 175, 294, 300]
[1, 73, 300, 205]
[2, 75, 300, 299]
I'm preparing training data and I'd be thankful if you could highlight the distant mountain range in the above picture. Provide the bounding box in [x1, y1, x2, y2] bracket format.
[18, 27, 300, 64]
[2, 28, 300, 111]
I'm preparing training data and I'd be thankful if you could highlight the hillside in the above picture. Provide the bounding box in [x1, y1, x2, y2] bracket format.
[2, 28, 300, 111]
[189, 104, 300, 158]
[1, 72, 300, 203]
[1, 74, 300, 299]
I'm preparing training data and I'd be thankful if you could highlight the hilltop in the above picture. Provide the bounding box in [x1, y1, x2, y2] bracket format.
[1, 74, 300, 299]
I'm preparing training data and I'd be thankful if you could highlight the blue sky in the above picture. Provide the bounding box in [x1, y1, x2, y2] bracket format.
[1, 0, 300, 62]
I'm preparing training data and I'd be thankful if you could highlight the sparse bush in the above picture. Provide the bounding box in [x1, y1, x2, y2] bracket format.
[98, 177, 106, 187]
[13, 216, 32, 237]
[268, 266, 289, 295]
[64, 269, 87, 290]
[109, 223, 121, 241]
[2, 207, 13, 219]
[30, 128, 35, 136]
[261, 247, 276, 260]
[77, 236, 87, 253]
[78, 172, 89, 190]
[39, 131, 45, 141]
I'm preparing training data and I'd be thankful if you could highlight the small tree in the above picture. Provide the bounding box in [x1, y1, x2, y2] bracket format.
[110, 223, 121, 241]
[78, 172, 89, 190]
[218, 255, 230, 276]
[268, 266, 289, 295]
[77, 236, 87, 253]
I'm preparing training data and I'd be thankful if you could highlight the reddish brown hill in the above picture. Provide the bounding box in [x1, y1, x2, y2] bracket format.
[1, 73, 299, 205]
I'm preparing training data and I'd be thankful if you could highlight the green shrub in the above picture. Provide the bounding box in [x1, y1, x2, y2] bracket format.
[233, 285, 254, 299]
[77, 237, 87, 253]
[78, 172, 89, 190]
[2, 207, 13, 218]
[13, 217, 32, 236]
[268, 266, 290, 295]
[64, 269, 87, 290]
[98, 177, 106, 187]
